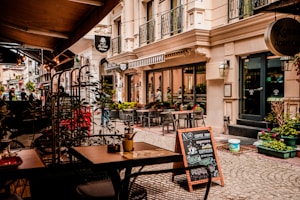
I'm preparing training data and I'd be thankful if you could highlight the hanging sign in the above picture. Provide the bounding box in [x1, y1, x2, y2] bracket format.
[175, 127, 224, 192]
[264, 18, 300, 56]
[94, 35, 110, 53]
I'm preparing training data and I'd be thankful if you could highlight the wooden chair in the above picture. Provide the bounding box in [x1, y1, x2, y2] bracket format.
[118, 165, 212, 200]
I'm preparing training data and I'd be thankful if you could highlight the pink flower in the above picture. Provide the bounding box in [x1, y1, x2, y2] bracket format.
[272, 133, 277, 138]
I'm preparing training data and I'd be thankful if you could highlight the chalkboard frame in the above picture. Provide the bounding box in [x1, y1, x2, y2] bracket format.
[176, 126, 224, 192]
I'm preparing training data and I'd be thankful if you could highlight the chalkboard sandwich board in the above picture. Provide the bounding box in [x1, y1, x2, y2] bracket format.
[176, 126, 224, 192]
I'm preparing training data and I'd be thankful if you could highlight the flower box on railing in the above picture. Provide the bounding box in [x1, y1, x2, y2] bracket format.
[257, 145, 296, 159]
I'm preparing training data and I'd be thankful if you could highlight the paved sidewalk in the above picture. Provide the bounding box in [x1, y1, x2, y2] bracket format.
[18, 117, 300, 200]
[110, 120, 300, 200]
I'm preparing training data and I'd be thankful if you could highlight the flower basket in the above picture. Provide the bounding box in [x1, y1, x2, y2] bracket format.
[257, 145, 296, 159]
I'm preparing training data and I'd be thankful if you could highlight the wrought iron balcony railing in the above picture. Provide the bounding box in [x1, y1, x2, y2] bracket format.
[161, 5, 182, 38]
[111, 35, 121, 55]
[139, 19, 155, 46]
[228, 0, 270, 21]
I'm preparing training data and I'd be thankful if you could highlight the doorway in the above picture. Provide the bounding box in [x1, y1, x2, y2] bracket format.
[240, 53, 283, 121]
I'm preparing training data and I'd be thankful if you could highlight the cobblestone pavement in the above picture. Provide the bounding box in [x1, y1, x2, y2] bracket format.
[112, 120, 300, 200]
[19, 117, 300, 200]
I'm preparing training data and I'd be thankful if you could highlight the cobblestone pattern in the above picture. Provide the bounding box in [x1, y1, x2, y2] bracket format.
[85, 119, 300, 199]
[209, 151, 300, 200]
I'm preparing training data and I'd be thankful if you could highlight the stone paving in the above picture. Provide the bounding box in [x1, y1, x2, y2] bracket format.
[18, 117, 300, 199]
[110, 120, 300, 200]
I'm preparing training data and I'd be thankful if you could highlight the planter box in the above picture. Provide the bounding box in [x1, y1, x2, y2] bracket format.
[281, 136, 298, 147]
[257, 145, 296, 159]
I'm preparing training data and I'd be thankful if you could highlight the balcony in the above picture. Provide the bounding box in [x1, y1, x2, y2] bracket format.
[161, 5, 182, 38]
[139, 5, 183, 47]
[228, 0, 271, 21]
[111, 36, 121, 55]
[139, 19, 155, 46]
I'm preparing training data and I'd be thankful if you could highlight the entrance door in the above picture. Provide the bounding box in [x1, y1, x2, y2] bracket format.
[240, 54, 266, 120]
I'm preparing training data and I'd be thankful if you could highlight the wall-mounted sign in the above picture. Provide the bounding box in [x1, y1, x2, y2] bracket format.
[119, 63, 128, 71]
[95, 35, 110, 53]
[265, 18, 300, 56]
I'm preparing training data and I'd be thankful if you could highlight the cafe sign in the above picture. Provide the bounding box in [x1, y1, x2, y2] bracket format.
[265, 18, 300, 56]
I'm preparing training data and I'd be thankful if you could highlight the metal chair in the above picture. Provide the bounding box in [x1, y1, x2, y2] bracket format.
[0, 179, 23, 200]
[143, 109, 160, 128]
[76, 179, 116, 200]
[118, 165, 212, 200]
[177, 112, 189, 129]
[161, 112, 178, 135]
[192, 110, 205, 127]
[123, 109, 136, 124]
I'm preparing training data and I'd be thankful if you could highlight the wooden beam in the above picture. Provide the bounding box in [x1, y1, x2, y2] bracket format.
[2, 22, 69, 39]
[68, 0, 103, 6]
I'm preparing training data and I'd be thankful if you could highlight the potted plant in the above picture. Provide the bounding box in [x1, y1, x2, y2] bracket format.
[257, 139, 296, 159]
[258, 128, 277, 141]
[273, 118, 299, 147]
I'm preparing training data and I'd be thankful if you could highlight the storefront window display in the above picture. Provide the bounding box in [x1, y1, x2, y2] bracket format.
[146, 62, 206, 112]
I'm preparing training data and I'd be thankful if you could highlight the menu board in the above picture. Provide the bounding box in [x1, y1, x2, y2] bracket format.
[176, 127, 224, 192]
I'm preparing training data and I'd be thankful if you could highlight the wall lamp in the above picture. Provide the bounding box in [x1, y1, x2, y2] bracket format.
[280, 56, 294, 71]
[219, 60, 230, 77]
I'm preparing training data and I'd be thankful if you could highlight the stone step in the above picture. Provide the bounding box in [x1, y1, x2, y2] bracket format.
[236, 119, 270, 129]
[228, 124, 263, 139]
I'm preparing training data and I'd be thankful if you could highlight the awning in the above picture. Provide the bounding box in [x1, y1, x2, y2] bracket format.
[128, 53, 165, 69]
[0, 0, 120, 68]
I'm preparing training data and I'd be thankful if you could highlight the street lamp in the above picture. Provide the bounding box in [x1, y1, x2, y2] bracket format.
[280, 56, 294, 71]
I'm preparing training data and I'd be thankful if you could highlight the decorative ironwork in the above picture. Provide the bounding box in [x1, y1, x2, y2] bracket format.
[139, 19, 155, 46]
[161, 5, 182, 37]
[228, 0, 269, 21]
[112, 35, 121, 55]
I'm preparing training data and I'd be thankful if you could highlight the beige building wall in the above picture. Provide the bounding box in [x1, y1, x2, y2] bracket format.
[72, 1, 300, 134]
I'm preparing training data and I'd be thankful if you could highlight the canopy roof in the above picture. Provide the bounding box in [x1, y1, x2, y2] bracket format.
[0, 0, 119, 68]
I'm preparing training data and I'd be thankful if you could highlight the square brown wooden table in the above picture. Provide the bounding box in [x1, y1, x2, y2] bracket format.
[69, 142, 182, 170]
[69, 142, 183, 192]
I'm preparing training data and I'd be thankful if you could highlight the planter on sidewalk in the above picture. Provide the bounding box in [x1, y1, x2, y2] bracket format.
[281, 136, 298, 147]
[257, 145, 296, 159]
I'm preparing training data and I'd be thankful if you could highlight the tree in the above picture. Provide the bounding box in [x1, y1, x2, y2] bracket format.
[25, 81, 35, 92]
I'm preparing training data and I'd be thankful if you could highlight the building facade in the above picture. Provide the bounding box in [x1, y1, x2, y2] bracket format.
[72, 0, 300, 134]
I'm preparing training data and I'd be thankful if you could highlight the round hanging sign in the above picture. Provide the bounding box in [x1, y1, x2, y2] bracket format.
[264, 18, 300, 56]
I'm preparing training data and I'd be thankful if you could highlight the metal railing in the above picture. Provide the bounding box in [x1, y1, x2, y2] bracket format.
[139, 19, 155, 46]
[161, 5, 182, 37]
[228, 0, 270, 21]
[111, 35, 121, 55]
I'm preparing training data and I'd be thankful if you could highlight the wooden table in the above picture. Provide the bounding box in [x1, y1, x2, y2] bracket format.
[0, 149, 46, 175]
[69, 142, 182, 170]
[69, 142, 183, 191]
[0, 149, 46, 199]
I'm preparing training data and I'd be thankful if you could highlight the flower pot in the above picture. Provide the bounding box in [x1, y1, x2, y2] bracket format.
[280, 136, 298, 147]
[257, 145, 296, 159]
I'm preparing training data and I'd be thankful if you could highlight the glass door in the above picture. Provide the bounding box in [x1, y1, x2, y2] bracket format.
[240, 54, 266, 120]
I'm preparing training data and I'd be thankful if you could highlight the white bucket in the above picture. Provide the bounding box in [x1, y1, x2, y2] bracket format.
[228, 139, 240, 152]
